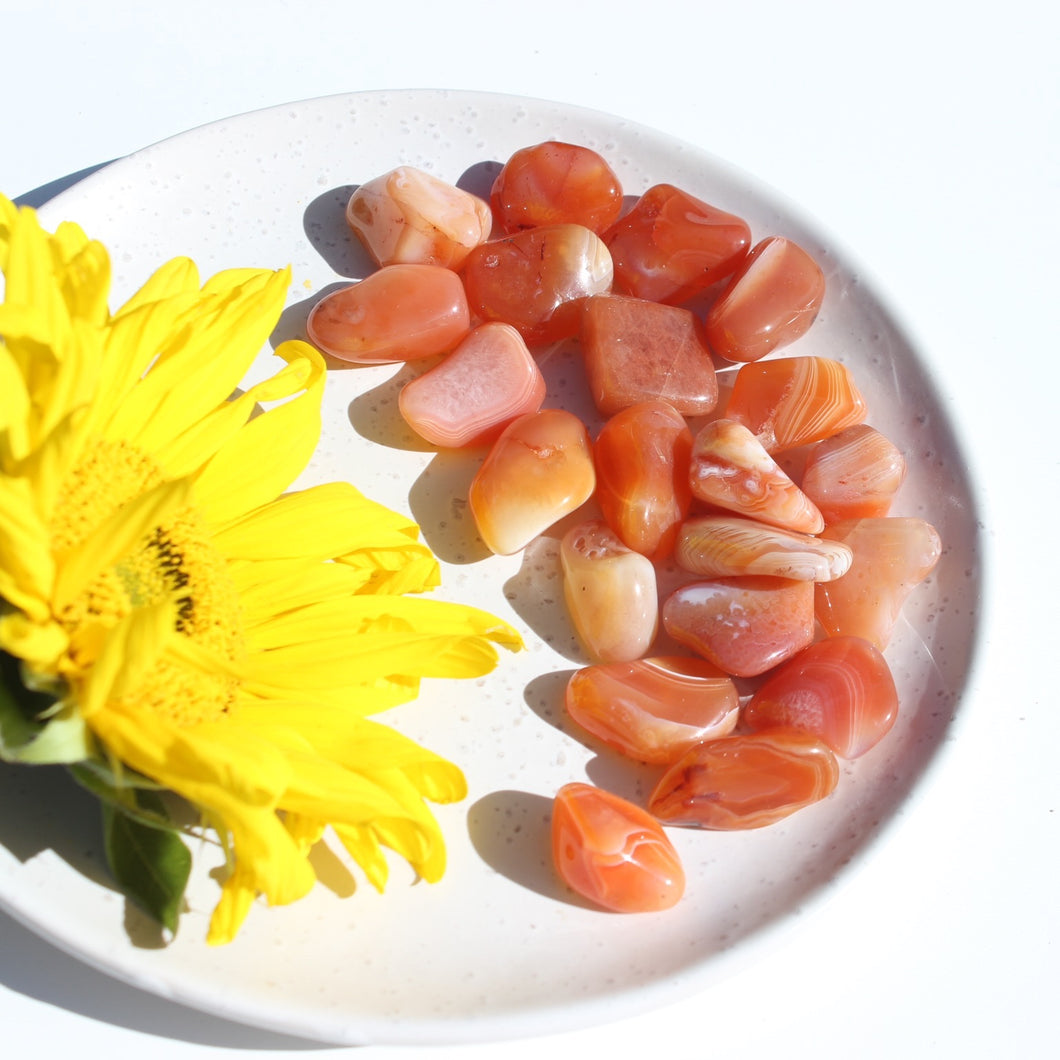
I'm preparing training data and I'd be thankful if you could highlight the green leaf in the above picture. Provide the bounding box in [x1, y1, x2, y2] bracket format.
[0, 649, 90, 763]
[102, 790, 192, 934]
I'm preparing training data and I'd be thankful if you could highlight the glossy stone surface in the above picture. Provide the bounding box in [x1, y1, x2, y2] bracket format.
[551, 782, 685, 912]
[580, 294, 719, 416]
[398, 322, 546, 448]
[743, 636, 899, 759]
[674, 515, 853, 581]
[490, 141, 623, 234]
[688, 418, 823, 533]
[602, 183, 751, 304]
[468, 409, 596, 555]
[814, 517, 942, 649]
[661, 576, 815, 677]
[648, 730, 840, 830]
[306, 264, 470, 364]
[345, 166, 493, 269]
[704, 236, 826, 362]
[560, 521, 659, 664]
[725, 356, 868, 453]
[801, 424, 907, 523]
[565, 656, 739, 765]
[461, 224, 613, 345]
[593, 400, 693, 561]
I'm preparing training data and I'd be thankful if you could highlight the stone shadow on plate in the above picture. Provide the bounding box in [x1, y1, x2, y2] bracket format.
[301, 184, 376, 279]
[466, 788, 602, 911]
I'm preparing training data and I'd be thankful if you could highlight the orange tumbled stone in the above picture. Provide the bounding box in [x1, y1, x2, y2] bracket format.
[398, 322, 546, 448]
[468, 409, 596, 555]
[801, 424, 907, 523]
[345, 166, 493, 269]
[490, 141, 623, 234]
[461, 224, 613, 345]
[602, 183, 751, 305]
[306, 263, 470, 364]
[814, 517, 942, 649]
[594, 400, 693, 562]
[704, 236, 826, 363]
[580, 294, 719, 416]
[565, 656, 739, 765]
[661, 576, 815, 677]
[725, 356, 868, 453]
[674, 515, 853, 582]
[648, 730, 840, 830]
[560, 521, 659, 664]
[743, 636, 899, 759]
[688, 418, 824, 533]
[552, 782, 685, 913]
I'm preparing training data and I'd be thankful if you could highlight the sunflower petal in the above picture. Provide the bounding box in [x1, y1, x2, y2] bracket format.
[154, 343, 320, 480]
[193, 341, 326, 523]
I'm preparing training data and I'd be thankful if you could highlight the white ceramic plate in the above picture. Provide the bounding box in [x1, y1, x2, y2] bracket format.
[0, 90, 980, 1045]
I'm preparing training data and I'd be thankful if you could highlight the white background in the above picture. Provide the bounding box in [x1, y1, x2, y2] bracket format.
[1, 1, 1057, 1057]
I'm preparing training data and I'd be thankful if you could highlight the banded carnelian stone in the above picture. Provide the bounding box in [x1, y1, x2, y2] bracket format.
[552, 782, 685, 912]
[594, 400, 693, 562]
[648, 730, 840, 830]
[661, 576, 815, 677]
[565, 656, 739, 765]
[743, 636, 899, 759]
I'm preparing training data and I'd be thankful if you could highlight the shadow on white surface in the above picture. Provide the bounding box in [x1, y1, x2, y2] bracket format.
[0, 908, 337, 1050]
[13, 163, 117, 209]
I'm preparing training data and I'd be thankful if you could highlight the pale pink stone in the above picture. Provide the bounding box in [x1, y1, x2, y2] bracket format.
[399, 323, 546, 448]
[346, 166, 493, 269]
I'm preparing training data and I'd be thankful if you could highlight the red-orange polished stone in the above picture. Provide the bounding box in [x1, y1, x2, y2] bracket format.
[704, 236, 826, 362]
[306, 264, 470, 364]
[593, 399, 693, 562]
[648, 730, 840, 830]
[580, 294, 719, 417]
[490, 141, 623, 234]
[661, 576, 815, 677]
[602, 183, 750, 305]
[461, 224, 612, 345]
[552, 782, 685, 912]
[743, 636, 899, 758]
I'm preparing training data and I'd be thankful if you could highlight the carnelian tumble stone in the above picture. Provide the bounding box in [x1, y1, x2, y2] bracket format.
[602, 183, 751, 305]
[594, 400, 693, 562]
[648, 730, 840, 830]
[662, 575, 815, 678]
[306, 263, 470, 364]
[725, 356, 868, 453]
[398, 322, 546, 448]
[743, 635, 899, 759]
[552, 782, 685, 912]
[704, 236, 826, 363]
[468, 409, 596, 556]
[490, 141, 624, 235]
[580, 295, 719, 417]
[461, 223, 613, 345]
[565, 656, 739, 765]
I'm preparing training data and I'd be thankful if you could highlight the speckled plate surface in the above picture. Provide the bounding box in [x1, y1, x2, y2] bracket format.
[0, 89, 980, 1045]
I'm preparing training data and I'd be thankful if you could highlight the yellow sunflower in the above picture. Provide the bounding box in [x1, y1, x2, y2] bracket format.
[0, 194, 522, 943]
